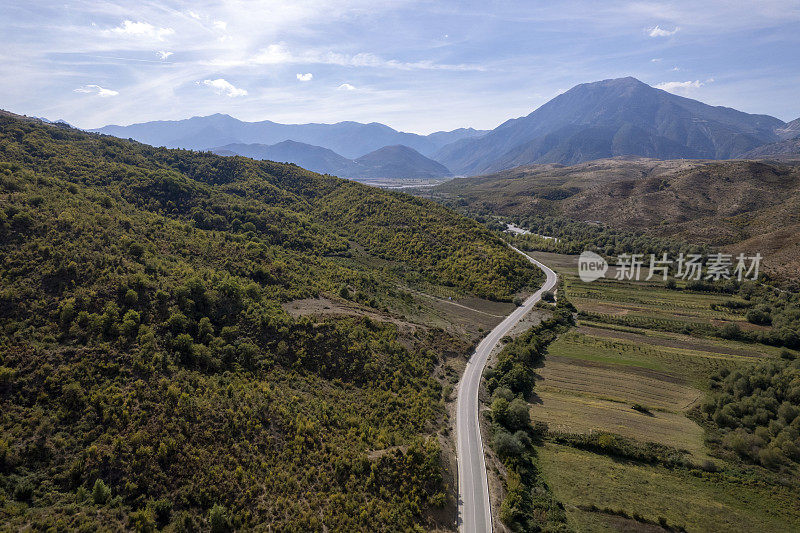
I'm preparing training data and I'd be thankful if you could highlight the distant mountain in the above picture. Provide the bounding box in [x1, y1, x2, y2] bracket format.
[92, 114, 483, 158]
[433, 77, 786, 175]
[214, 141, 451, 180]
[739, 138, 800, 159]
[776, 117, 800, 140]
[212, 140, 355, 175]
[354, 145, 451, 179]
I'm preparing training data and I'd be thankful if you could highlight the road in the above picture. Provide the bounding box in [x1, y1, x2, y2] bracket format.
[456, 247, 558, 533]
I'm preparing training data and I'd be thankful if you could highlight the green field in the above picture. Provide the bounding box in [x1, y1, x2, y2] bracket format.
[539, 443, 800, 533]
[525, 251, 799, 531]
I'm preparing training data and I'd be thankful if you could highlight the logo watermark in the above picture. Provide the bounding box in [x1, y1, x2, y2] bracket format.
[578, 252, 762, 283]
[578, 251, 608, 282]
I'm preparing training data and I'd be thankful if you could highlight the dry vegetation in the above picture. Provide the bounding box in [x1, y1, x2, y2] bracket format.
[425, 157, 800, 278]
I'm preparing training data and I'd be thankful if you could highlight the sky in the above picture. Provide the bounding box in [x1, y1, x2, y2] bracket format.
[1, 0, 799, 134]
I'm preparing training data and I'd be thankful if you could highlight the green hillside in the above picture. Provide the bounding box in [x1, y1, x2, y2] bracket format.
[0, 113, 537, 531]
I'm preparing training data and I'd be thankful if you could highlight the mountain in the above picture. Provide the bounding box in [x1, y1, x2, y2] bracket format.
[212, 140, 355, 175]
[433, 77, 786, 175]
[776, 117, 800, 140]
[739, 137, 800, 159]
[427, 157, 800, 278]
[353, 145, 451, 179]
[92, 114, 482, 158]
[0, 110, 535, 530]
[213, 141, 452, 180]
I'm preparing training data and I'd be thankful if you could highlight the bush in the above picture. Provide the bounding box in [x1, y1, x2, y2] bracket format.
[209, 504, 232, 533]
[506, 398, 531, 430]
[150, 499, 173, 528]
[92, 479, 111, 505]
[14, 479, 34, 502]
[493, 431, 524, 458]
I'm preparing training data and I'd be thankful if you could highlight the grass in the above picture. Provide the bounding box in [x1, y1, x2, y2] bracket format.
[538, 443, 800, 533]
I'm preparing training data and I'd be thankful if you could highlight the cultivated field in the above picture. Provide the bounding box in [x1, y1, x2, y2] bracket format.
[539, 443, 800, 533]
[525, 251, 794, 530]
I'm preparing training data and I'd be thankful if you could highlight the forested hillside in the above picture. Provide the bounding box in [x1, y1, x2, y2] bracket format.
[0, 112, 536, 531]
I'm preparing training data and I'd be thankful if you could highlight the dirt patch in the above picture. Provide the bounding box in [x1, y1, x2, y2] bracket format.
[282, 297, 421, 330]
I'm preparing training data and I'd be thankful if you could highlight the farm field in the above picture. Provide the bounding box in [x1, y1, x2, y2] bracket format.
[538, 443, 800, 533]
[524, 251, 797, 530]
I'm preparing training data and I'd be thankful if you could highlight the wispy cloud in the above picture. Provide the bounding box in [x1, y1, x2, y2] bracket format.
[213, 43, 485, 71]
[655, 80, 703, 94]
[107, 20, 175, 41]
[74, 85, 119, 97]
[338, 83, 356, 91]
[648, 25, 678, 37]
[156, 51, 173, 61]
[296, 73, 313, 81]
[200, 78, 247, 97]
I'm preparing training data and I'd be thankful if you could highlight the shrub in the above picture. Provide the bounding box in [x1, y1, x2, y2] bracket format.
[493, 430, 524, 458]
[14, 479, 34, 502]
[92, 479, 111, 505]
[150, 499, 173, 528]
[209, 504, 231, 533]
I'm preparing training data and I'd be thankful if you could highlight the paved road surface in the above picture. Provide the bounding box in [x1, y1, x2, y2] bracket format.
[456, 247, 558, 532]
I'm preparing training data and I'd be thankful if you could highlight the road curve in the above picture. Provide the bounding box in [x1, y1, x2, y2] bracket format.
[456, 247, 558, 533]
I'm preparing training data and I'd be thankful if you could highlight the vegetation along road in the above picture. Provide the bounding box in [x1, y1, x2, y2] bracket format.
[456, 247, 558, 532]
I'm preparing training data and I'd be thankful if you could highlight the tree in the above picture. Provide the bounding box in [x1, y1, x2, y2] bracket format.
[92, 479, 111, 505]
[506, 398, 531, 430]
[493, 431, 523, 458]
[209, 504, 232, 533]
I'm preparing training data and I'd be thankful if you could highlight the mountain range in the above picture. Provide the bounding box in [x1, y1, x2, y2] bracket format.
[92, 114, 486, 159]
[90, 77, 800, 179]
[212, 141, 451, 180]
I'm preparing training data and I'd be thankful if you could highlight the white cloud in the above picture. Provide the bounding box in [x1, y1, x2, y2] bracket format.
[651, 58, 662, 62]
[337, 83, 356, 91]
[655, 80, 703, 94]
[296, 73, 313, 81]
[200, 78, 248, 97]
[213, 20, 227, 31]
[671, 66, 680, 71]
[186, 11, 201, 20]
[648, 25, 678, 37]
[74, 84, 119, 97]
[156, 50, 173, 61]
[108, 20, 175, 41]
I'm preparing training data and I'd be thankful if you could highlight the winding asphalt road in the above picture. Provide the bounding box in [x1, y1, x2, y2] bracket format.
[456, 247, 558, 532]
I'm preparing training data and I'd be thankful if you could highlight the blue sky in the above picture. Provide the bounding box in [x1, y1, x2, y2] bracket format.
[2, 0, 799, 133]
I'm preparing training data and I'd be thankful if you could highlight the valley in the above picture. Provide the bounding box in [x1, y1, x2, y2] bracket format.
[3, 70, 800, 533]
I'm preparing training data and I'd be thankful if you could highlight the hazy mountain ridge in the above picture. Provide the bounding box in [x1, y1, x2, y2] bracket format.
[776, 117, 800, 140]
[92, 113, 486, 159]
[433, 77, 788, 174]
[213, 140, 452, 180]
[740, 137, 800, 159]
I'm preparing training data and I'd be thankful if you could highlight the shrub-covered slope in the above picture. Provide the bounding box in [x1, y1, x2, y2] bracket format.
[0, 112, 536, 531]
